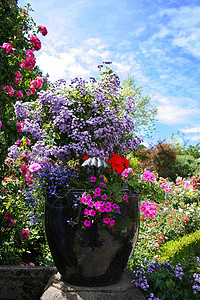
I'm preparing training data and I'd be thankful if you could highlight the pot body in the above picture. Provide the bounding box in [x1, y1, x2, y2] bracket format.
[45, 188, 141, 286]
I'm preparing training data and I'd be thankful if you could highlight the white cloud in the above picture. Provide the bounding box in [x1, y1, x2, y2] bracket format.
[36, 38, 111, 81]
[180, 127, 200, 133]
[153, 6, 200, 58]
[155, 95, 200, 125]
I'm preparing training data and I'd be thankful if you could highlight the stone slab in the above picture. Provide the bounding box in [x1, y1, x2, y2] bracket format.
[0, 265, 56, 300]
[41, 269, 145, 300]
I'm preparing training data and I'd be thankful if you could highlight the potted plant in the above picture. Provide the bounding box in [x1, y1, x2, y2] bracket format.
[7, 63, 157, 286]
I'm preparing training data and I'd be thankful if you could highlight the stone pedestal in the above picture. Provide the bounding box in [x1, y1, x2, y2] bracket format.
[41, 269, 145, 300]
[0, 266, 56, 300]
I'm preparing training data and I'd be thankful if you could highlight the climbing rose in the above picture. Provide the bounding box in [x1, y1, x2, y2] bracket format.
[3, 85, 15, 97]
[1, 42, 14, 54]
[20, 229, 29, 239]
[29, 35, 41, 51]
[15, 90, 23, 98]
[38, 25, 48, 36]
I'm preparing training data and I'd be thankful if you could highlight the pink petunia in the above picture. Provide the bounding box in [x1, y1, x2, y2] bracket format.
[110, 220, 115, 226]
[103, 218, 111, 224]
[84, 220, 91, 227]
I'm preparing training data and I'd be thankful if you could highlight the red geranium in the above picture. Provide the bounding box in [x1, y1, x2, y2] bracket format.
[107, 153, 129, 174]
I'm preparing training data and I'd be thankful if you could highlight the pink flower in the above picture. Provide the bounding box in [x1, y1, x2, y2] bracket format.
[20, 60, 27, 69]
[16, 121, 24, 132]
[123, 194, 128, 201]
[29, 262, 35, 266]
[100, 182, 105, 186]
[95, 188, 101, 193]
[112, 203, 118, 209]
[19, 263, 24, 266]
[90, 177, 96, 182]
[142, 169, 156, 182]
[8, 218, 14, 227]
[14, 71, 21, 77]
[184, 182, 190, 189]
[15, 90, 23, 98]
[0, 121, 2, 129]
[38, 25, 48, 36]
[29, 35, 41, 51]
[84, 220, 91, 227]
[26, 49, 34, 58]
[14, 77, 22, 84]
[25, 173, 33, 184]
[89, 209, 96, 217]
[3, 85, 15, 96]
[1, 42, 14, 54]
[105, 205, 112, 212]
[140, 201, 157, 218]
[154, 242, 159, 247]
[29, 162, 41, 173]
[84, 208, 89, 215]
[103, 218, 111, 224]
[101, 195, 107, 200]
[5, 211, 11, 220]
[87, 199, 94, 207]
[121, 168, 134, 178]
[20, 228, 29, 239]
[30, 77, 43, 89]
[183, 216, 189, 221]
[26, 57, 36, 69]
[26, 139, 30, 146]
[110, 220, 115, 226]
[29, 85, 36, 94]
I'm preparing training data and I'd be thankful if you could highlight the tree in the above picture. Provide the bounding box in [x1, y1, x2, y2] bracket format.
[135, 140, 178, 181]
[122, 76, 157, 138]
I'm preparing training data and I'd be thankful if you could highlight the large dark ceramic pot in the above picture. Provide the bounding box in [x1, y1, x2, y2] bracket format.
[45, 188, 141, 287]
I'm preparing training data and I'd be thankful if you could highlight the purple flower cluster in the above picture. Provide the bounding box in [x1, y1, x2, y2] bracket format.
[10, 63, 142, 163]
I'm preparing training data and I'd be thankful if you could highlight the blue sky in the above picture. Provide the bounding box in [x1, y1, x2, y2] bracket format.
[18, 0, 200, 146]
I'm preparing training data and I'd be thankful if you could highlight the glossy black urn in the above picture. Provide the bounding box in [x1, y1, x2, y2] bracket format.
[45, 188, 141, 286]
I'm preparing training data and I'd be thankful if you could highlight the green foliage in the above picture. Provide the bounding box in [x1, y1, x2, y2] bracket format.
[159, 229, 200, 266]
[175, 154, 200, 178]
[122, 76, 157, 138]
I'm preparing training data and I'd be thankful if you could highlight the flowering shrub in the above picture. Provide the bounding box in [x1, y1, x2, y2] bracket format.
[0, 1, 48, 181]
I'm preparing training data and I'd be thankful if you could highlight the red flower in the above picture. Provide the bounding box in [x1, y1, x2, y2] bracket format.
[108, 153, 129, 174]
[82, 154, 90, 160]
[183, 216, 189, 221]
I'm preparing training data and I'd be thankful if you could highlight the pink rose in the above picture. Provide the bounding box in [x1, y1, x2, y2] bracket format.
[29, 162, 41, 173]
[14, 77, 22, 84]
[26, 49, 34, 58]
[14, 71, 21, 77]
[1, 42, 14, 54]
[20, 60, 27, 69]
[0, 121, 2, 129]
[15, 90, 23, 98]
[29, 85, 36, 94]
[20, 228, 29, 239]
[16, 121, 24, 132]
[38, 25, 48, 36]
[29, 35, 41, 51]
[3, 85, 15, 96]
